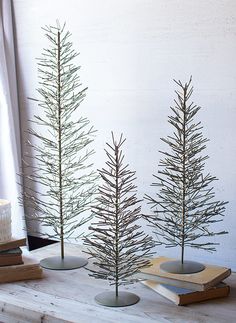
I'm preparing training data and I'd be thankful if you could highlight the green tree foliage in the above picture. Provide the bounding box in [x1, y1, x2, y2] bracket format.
[144, 77, 227, 263]
[84, 133, 154, 296]
[20, 22, 97, 258]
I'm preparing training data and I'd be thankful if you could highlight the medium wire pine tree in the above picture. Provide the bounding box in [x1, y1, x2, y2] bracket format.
[84, 133, 154, 307]
[144, 77, 228, 274]
[20, 22, 97, 270]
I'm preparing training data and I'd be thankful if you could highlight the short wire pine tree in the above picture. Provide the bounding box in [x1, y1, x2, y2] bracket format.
[84, 133, 154, 307]
[20, 22, 97, 270]
[144, 77, 228, 274]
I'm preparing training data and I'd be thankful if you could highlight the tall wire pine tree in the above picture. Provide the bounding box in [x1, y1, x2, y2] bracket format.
[84, 133, 154, 307]
[144, 77, 227, 274]
[20, 22, 97, 270]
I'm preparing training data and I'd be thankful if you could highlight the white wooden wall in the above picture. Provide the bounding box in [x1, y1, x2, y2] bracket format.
[13, 0, 236, 270]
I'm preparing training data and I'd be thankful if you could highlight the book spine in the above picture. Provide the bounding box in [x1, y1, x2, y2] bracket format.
[179, 286, 230, 305]
[0, 263, 40, 273]
[0, 239, 26, 252]
[0, 268, 43, 283]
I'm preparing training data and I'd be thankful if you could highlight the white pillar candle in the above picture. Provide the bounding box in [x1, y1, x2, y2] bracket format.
[0, 199, 12, 242]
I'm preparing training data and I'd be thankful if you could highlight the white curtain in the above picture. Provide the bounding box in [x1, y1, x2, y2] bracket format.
[0, 0, 25, 237]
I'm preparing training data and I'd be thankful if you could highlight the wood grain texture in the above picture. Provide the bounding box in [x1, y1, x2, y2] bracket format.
[0, 243, 235, 322]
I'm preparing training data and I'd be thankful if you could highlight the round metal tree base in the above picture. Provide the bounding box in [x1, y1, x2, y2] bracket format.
[40, 256, 88, 270]
[160, 260, 205, 274]
[95, 291, 140, 307]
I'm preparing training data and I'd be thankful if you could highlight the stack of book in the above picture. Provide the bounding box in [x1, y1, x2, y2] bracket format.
[138, 256, 231, 306]
[0, 237, 43, 283]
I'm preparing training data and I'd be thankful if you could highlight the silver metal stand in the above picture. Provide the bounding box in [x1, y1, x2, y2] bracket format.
[95, 291, 140, 307]
[40, 256, 88, 270]
[160, 260, 205, 274]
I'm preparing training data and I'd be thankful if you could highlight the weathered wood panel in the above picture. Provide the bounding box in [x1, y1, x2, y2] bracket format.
[0, 243, 235, 322]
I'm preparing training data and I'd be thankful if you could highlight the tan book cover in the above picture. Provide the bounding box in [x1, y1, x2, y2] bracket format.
[142, 280, 230, 305]
[0, 237, 26, 252]
[0, 255, 23, 267]
[0, 248, 39, 270]
[0, 267, 43, 283]
[0, 249, 43, 283]
[0, 247, 23, 266]
[138, 257, 231, 291]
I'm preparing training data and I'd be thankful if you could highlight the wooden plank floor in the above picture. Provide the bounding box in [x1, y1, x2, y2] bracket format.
[0, 243, 235, 323]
